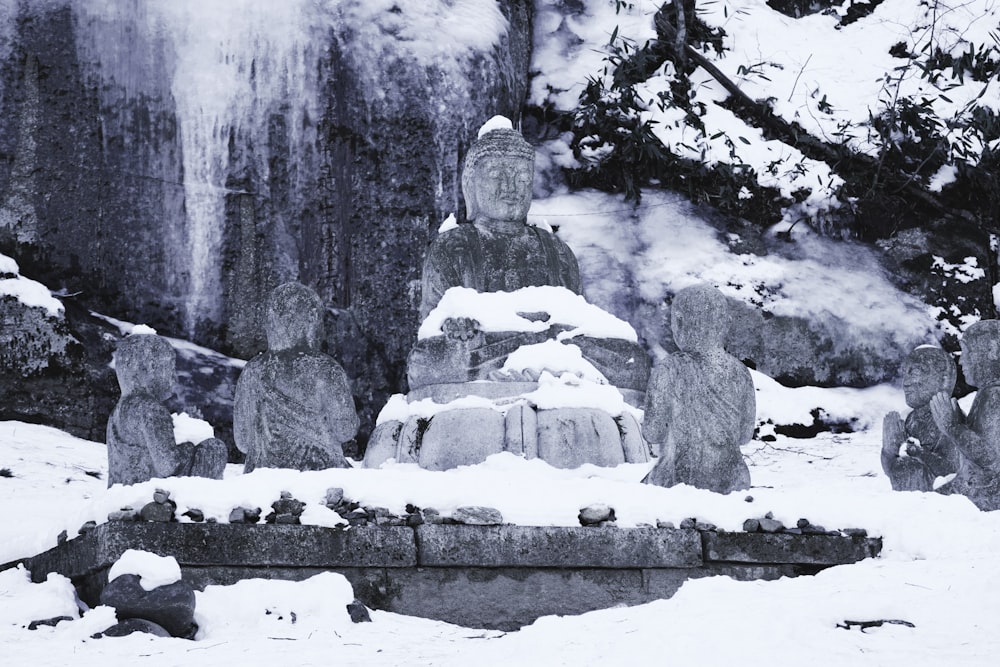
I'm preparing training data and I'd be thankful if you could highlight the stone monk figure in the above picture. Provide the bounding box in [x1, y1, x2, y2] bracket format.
[881, 346, 960, 492]
[107, 334, 227, 486]
[234, 282, 359, 472]
[642, 284, 754, 493]
[930, 320, 1000, 510]
[408, 116, 648, 392]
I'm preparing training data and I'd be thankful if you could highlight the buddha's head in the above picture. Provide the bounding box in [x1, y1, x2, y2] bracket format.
[670, 284, 731, 353]
[114, 334, 175, 401]
[265, 282, 324, 352]
[959, 320, 1000, 389]
[902, 346, 956, 408]
[462, 121, 535, 225]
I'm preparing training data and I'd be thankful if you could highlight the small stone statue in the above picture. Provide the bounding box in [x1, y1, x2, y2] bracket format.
[234, 282, 359, 472]
[930, 320, 1000, 510]
[642, 284, 755, 493]
[881, 346, 960, 492]
[107, 334, 226, 487]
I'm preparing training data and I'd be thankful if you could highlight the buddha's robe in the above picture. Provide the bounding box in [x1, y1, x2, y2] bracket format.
[642, 351, 755, 493]
[410, 222, 649, 392]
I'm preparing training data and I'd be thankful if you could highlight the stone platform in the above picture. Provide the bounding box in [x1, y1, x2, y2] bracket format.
[13, 522, 881, 631]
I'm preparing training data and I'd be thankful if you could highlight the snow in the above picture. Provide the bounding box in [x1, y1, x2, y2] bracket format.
[171, 412, 215, 445]
[418, 285, 640, 341]
[531, 0, 1000, 228]
[4, 372, 1000, 665]
[478, 114, 514, 137]
[106, 550, 182, 592]
[0, 252, 64, 317]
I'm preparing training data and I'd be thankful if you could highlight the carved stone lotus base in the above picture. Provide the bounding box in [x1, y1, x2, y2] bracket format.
[363, 383, 652, 471]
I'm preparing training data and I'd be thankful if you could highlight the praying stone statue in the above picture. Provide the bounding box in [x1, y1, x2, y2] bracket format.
[642, 284, 755, 493]
[107, 334, 227, 487]
[365, 117, 651, 471]
[930, 320, 1000, 510]
[234, 281, 359, 472]
[881, 346, 960, 492]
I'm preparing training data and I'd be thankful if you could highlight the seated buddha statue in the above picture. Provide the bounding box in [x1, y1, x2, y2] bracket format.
[365, 117, 651, 471]
[407, 117, 649, 395]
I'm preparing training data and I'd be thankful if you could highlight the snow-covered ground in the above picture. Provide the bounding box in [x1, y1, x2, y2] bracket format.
[3, 373, 1000, 666]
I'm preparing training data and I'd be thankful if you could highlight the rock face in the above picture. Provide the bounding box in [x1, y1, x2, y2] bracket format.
[0, 1, 533, 450]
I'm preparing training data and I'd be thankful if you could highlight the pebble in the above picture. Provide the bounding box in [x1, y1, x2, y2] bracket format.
[578, 504, 615, 526]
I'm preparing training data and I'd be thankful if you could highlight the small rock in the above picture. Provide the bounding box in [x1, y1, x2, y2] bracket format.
[422, 508, 446, 525]
[28, 615, 73, 630]
[656, 520, 676, 529]
[842, 527, 868, 538]
[229, 507, 261, 524]
[743, 518, 760, 533]
[764, 511, 774, 520]
[578, 504, 615, 526]
[679, 518, 697, 530]
[78, 520, 98, 535]
[324, 487, 345, 507]
[453, 506, 504, 526]
[153, 489, 171, 505]
[801, 523, 828, 535]
[695, 521, 717, 532]
[759, 517, 785, 533]
[346, 599, 371, 623]
[56, 530, 67, 545]
[744, 495, 754, 503]
[100, 574, 197, 638]
[796, 518, 810, 529]
[405, 512, 425, 527]
[108, 509, 138, 522]
[784, 527, 802, 535]
[182, 509, 204, 523]
[140, 501, 174, 523]
[280, 490, 293, 500]
[94, 618, 172, 639]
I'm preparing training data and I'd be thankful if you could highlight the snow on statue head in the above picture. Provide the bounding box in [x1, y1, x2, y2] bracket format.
[462, 116, 535, 223]
[265, 281, 324, 352]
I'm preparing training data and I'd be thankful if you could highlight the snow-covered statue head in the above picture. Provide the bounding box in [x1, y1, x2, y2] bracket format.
[461, 118, 535, 225]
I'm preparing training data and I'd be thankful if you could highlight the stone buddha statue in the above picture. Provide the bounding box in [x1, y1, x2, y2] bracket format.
[881, 346, 960, 492]
[107, 334, 227, 486]
[930, 320, 1000, 510]
[642, 284, 755, 494]
[407, 117, 649, 394]
[234, 282, 359, 472]
[365, 117, 651, 471]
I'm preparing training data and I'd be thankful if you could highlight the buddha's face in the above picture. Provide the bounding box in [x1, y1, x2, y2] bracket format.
[902, 357, 943, 408]
[471, 156, 533, 223]
[960, 338, 985, 388]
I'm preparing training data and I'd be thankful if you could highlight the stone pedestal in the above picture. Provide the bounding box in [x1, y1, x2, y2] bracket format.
[364, 382, 653, 470]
